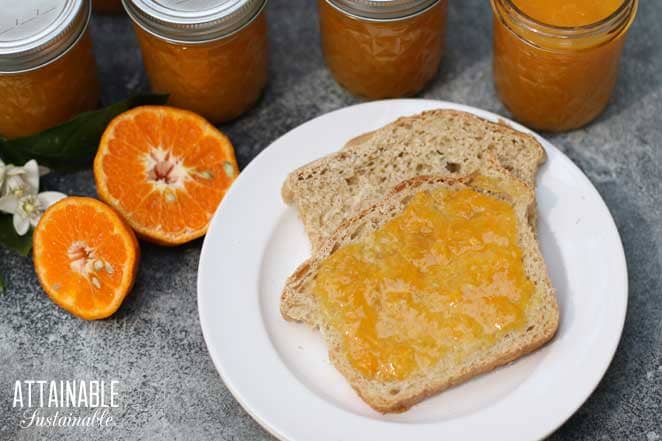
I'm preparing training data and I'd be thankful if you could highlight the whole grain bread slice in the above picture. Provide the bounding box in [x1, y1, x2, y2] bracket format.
[282, 109, 546, 251]
[280, 160, 558, 413]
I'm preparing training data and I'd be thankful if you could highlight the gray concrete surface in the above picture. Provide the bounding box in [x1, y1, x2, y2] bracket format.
[0, 0, 660, 439]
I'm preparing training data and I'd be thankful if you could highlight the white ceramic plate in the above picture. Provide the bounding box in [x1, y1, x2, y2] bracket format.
[197, 100, 627, 441]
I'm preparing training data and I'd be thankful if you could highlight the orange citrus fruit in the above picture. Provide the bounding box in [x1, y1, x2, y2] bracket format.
[93, 105, 239, 245]
[33, 197, 140, 320]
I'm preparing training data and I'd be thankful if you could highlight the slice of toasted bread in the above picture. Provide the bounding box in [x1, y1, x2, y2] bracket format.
[281, 160, 558, 413]
[282, 109, 546, 251]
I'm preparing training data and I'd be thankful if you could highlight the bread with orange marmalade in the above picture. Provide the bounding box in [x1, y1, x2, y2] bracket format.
[280, 157, 558, 413]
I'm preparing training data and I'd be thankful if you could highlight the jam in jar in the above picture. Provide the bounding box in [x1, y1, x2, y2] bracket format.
[124, 0, 268, 123]
[318, 0, 448, 99]
[491, 0, 638, 132]
[0, 0, 100, 139]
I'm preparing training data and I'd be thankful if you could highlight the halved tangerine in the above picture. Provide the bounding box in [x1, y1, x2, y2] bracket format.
[93, 105, 239, 245]
[33, 197, 140, 320]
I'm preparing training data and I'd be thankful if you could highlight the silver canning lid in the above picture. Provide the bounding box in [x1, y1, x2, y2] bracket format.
[326, 0, 440, 20]
[123, 0, 267, 44]
[0, 0, 90, 73]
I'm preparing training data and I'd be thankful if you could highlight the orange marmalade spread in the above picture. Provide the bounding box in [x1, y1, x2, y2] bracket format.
[313, 187, 534, 382]
[132, 9, 268, 123]
[318, 0, 448, 99]
[492, 0, 637, 132]
[0, 31, 99, 139]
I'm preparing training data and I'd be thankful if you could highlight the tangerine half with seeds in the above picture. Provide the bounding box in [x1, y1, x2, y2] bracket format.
[33, 197, 140, 320]
[93, 105, 239, 245]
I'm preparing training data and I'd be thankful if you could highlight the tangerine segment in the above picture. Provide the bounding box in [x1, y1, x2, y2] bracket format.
[94, 106, 238, 245]
[33, 197, 140, 320]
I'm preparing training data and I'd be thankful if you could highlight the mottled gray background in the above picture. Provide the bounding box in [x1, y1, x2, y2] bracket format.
[1, 0, 660, 440]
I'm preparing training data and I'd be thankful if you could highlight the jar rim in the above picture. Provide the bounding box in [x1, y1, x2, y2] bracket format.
[324, 0, 442, 22]
[494, 0, 637, 39]
[123, 0, 267, 45]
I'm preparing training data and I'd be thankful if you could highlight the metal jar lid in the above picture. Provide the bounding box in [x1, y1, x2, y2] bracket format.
[0, 0, 90, 73]
[325, 0, 441, 20]
[123, 0, 267, 44]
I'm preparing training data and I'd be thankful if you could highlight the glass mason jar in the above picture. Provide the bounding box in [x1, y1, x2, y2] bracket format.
[319, 0, 448, 99]
[0, 0, 100, 139]
[491, 0, 638, 132]
[124, 0, 269, 123]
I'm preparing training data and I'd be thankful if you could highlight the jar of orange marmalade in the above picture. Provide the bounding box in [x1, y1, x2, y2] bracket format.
[0, 0, 100, 139]
[319, 0, 448, 99]
[491, 0, 638, 132]
[124, 0, 268, 123]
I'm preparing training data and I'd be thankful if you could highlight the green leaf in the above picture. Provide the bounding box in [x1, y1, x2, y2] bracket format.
[0, 94, 168, 171]
[0, 214, 32, 256]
